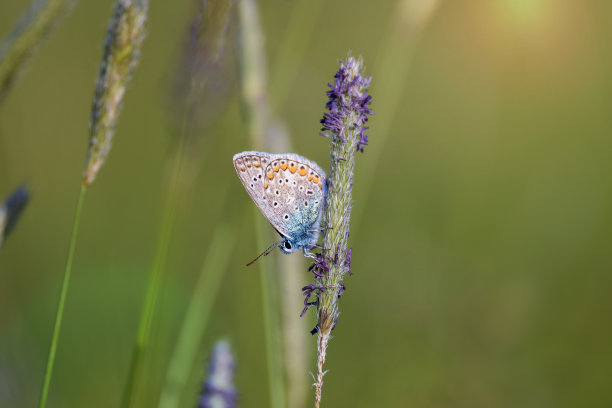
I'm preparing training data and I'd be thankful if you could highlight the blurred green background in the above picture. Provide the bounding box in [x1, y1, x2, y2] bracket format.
[1, 0, 612, 407]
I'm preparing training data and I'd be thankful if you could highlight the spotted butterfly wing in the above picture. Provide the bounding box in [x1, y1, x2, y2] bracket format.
[233, 151, 326, 248]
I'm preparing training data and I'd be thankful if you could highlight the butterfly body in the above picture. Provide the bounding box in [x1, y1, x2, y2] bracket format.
[233, 151, 326, 255]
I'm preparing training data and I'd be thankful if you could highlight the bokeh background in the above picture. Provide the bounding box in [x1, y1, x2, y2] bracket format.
[1, 0, 612, 407]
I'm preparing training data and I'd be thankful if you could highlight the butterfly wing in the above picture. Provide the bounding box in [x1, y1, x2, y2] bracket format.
[233, 151, 293, 238]
[262, 153, 326, 239]
[233, 152, 326, 241]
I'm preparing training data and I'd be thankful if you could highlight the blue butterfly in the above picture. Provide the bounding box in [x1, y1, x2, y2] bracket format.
[233, 151, 326, 264]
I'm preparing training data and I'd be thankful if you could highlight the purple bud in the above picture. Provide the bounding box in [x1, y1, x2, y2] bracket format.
[199, 341, 237, 408]
[0, 186, 29, 247]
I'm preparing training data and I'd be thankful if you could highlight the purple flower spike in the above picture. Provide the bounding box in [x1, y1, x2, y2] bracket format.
[320, 57, 373, 153]
[310, 55, 372, 408]
[199, 341, 237, 408]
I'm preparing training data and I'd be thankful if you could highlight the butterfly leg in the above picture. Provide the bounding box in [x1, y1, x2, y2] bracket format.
[307, 224, 334, 233]
[303, 248, 318, 258]
[309, 244, 332, 252]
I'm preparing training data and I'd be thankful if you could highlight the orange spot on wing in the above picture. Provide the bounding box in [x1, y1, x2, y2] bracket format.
[254, 162, 261, 167]
[281, 163, 288, 171]
[298, 168, 307, 176]
[264, 181, 269, 189]
[308, 176, 313, 181]
[274, 166, 280, 172]
[313, 177, 319, 184]
[318, 182, 322, 188]
[289, 166, 297, 174]
[267, 172, 274, 180]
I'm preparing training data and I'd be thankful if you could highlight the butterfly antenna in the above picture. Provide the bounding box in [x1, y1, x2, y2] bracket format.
[246, 241, 282, 266]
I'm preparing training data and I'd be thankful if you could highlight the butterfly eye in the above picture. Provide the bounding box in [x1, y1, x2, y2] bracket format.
[284, 241, 292, 250]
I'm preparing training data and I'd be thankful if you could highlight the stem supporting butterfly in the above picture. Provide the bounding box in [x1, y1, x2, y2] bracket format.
[308, 55, 372, 408]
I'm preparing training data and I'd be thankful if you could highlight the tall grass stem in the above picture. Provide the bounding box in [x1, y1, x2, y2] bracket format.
[268, 0, 324, 111]
[312, 55, 372, 408]
[39, 185, 86, 408]
[237, 0, 287, 406]
[158, 224, 234, 408]
[121, 133, 187, 408]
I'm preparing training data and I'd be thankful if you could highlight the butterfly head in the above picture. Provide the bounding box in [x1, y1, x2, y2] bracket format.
[279, 237, 299, 254]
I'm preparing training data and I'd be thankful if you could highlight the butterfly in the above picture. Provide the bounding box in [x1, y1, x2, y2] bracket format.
[233, 151, 327, 265]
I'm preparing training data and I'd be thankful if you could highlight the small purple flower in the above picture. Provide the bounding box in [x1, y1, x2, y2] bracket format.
[301, 253, 333, 315]
[308, 253, 329, 275]
[345, 248, 352, 276]
[199, 341, 237, 408]
[337, 282, 346, 298]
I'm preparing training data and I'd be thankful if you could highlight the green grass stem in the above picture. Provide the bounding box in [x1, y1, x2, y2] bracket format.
[122, 134, 187, 408]
[269, 0, 324, 111]
[39, 185, 87, 408]
[238, 0, 287, 406]
[158, 224, 234, 408]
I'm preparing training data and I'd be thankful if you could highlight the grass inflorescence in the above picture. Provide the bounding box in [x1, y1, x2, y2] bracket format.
[302, 55, 372, 408]
[39, 1, 147, 406]
[83, 0, 148, 187]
